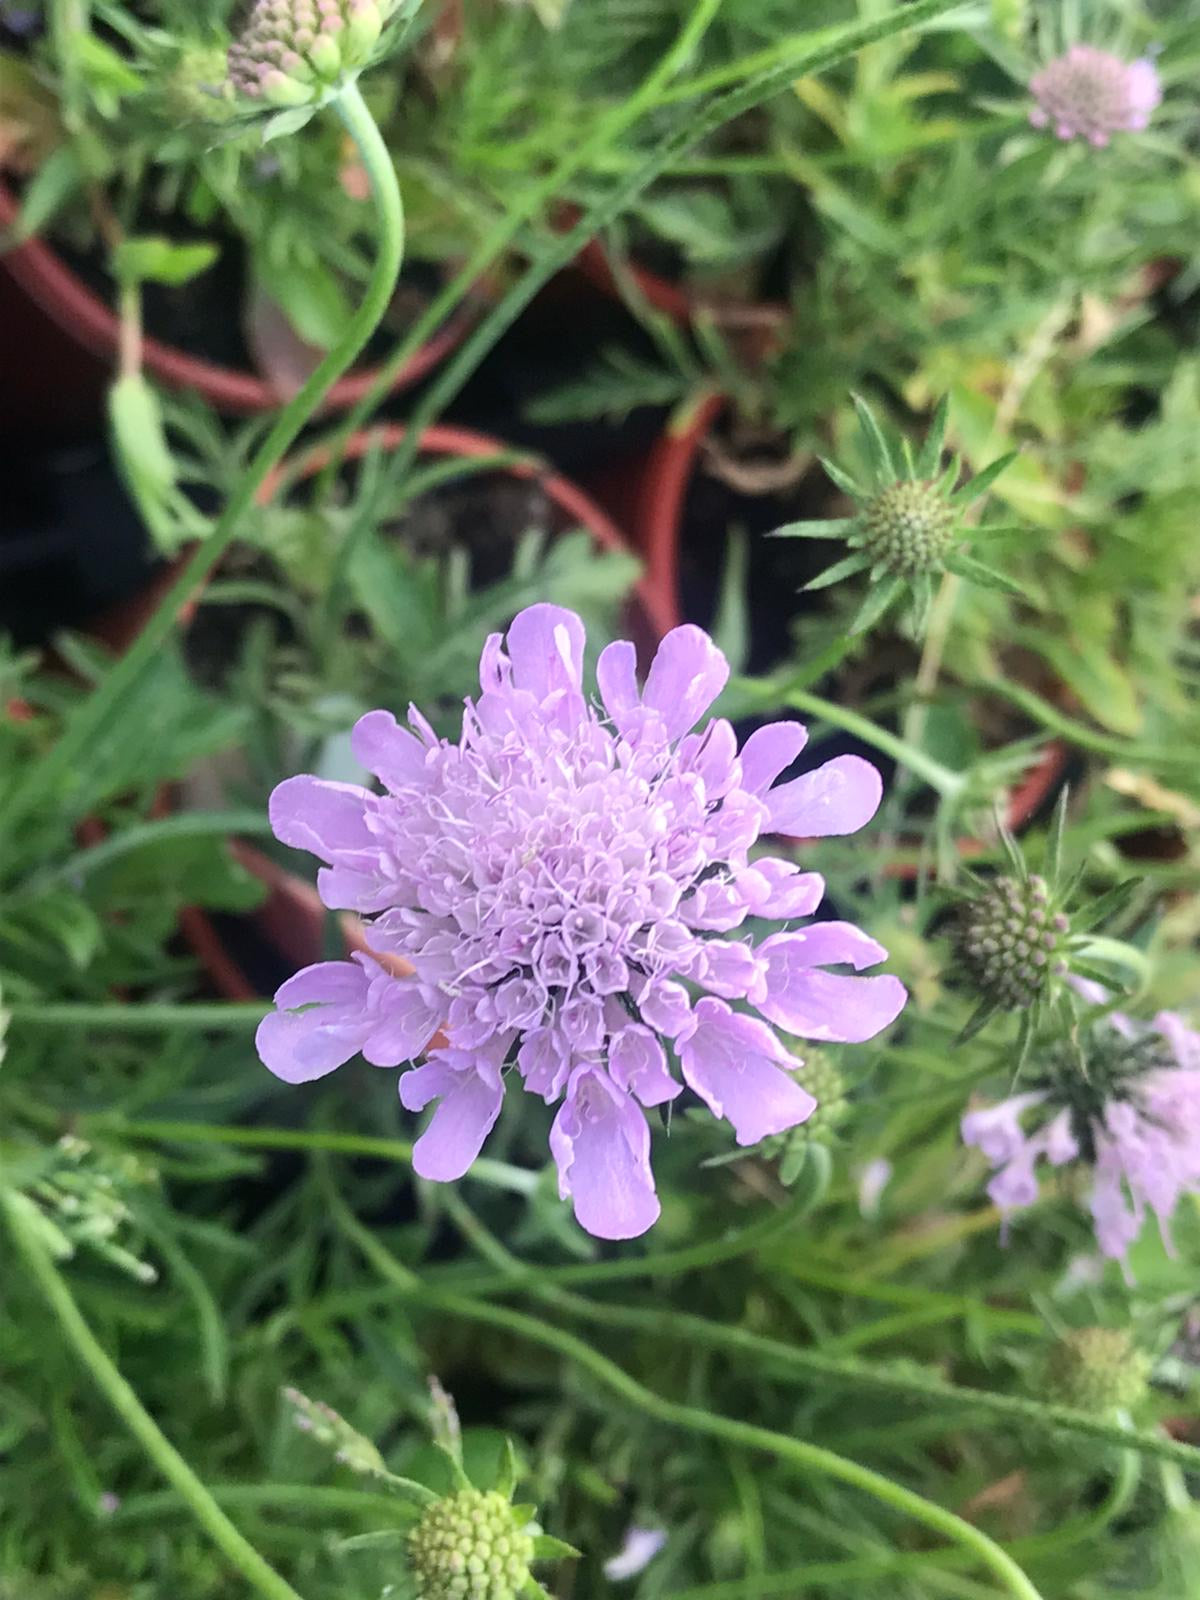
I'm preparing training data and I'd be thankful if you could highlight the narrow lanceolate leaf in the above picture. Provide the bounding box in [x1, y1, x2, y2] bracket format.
[944, 552, 1027, 598]
[769, 517, 854, 539]
[818, 456, 866, 499]
[952, 450, 1019, 505]
[957, 997, 1000, 1045]
[849, 574, 904, 635]
[851, 392, 897, 481]
[1071, 878, 1141, 934]
[805, 552, 870, 590]
[973, 522, 1029, 541]
[1044, 786, 1070, 884]
[916, 395, 950, 477]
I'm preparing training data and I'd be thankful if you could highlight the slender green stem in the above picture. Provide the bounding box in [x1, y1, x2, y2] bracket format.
[317, 0, 725, 484]
[336, 1206, 1042, 1600]
[1, 1188, 305, 1600]
[9, 1003, 267, 1030]
[321, 0, 968, 524]
[0, 81, 404, 841]
[23, 811, 273, 892]
[88, 1118, 537, 1195]
[784, 688, 962, 798]
[112, 1483, 414, 1522]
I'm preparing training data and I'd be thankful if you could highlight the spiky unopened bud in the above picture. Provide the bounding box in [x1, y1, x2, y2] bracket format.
[228, 0, 386, 106]
[408, 1488, 536, 1600]
[1042, 1327, 1150, 1414]
[956, 875, 1069, 1011]
[860, 479, 957, 578]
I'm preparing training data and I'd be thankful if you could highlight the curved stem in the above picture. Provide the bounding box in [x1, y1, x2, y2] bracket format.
[0, 80, 404, 841]
[1, 1188, 305, 1600]
[335, 1205, 1043, 1600]
[784, 689, 962, 797]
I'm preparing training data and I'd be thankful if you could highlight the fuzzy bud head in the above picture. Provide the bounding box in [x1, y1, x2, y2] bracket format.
[956, 875, 1068, 1011]
[861, 479, 957, 578]
[1029, 45, 1161, 147]
[1042, 1327, 1150, 1414]
[408, 1488, 536, 1600]
[227, 0, 386, 102]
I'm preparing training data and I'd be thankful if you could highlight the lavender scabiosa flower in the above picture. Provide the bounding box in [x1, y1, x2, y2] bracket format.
[1029, 45, 1161, 147]
[256, 604, 906, 1239]
[963, 982, 1200, 1267]
[228, 0, 389, 106]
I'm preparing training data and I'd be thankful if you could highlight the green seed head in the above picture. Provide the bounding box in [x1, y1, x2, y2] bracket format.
[159, 42, 237, 123]
[408, 1488, 536, 1600]
[956, 874, 1069, 1011]
[1042, 1327, 1150, 1414]
[860, 479, 957, 578]
[228, 0, 386, 106]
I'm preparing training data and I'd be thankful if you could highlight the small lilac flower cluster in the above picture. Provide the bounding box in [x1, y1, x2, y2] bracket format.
[1029, 45, 1161, 147]
[257, 605, 906, 1238]
[963, 981, 1200, 1267]
[228, 0, 385, 106]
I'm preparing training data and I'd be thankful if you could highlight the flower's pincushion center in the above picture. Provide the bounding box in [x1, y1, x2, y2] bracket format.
[956, 874, 1069, 1011]
[407, 1488, 535, 1600]
[861, 479, 957, 577]
[387, 717, 750, 1040]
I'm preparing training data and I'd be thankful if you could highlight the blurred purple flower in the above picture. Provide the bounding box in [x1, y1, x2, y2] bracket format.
[604, 1525, 667, 1581]
[257, 605, 905, 1238]
[1029, 45, 1161, 146]
[963, 982, 1200, 1267]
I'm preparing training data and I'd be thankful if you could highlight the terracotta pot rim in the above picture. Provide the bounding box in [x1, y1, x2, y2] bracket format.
[0, 175, 475, 416]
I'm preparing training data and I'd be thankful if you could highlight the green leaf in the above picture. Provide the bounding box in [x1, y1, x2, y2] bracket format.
[113, 235, 219, 287]
[769, 518, 854, 540]
[712, 527, 750, 675]
[260, 104, 316, 143]
[957, 998, 1000, 1045]
[495, 1437, 519, 1501]
[849, 575, 904, 635]
[818, 456, 865, 499]
[916, 395, 950, 477]
[1044, 786, 1069, 886]
[805, 552, 870, 591]
[943, 552, 1027, 598]
[1070, 878, 1140, 934]
[11, 145, 83, 241]
[532, 1533, 582, 1560]
[953, 450, 1019, 506]
[851, 392, 897, 482]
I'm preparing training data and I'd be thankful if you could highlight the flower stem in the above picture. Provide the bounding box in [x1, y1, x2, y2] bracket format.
[0, 1187, 305, 1600]
[0, 79, 404, 841]
[335, 1204, 1044, 1600]
[784, 688, 963, 798]
[9, 1002, 267, 1030]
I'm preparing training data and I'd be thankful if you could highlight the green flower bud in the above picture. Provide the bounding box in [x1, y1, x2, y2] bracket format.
[228, 0, 388, 106]
[956, 874, 1070, 1011]
[1042, 1327, 1151, 1415]
[408, 1488, 536, 1600]
[283, 1387, 389, 1478]
[860, 478, 957, 578]
[158, 42, 237, 124]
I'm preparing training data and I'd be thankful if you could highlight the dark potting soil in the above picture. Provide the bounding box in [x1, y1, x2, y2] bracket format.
[0, 432, 161, 645]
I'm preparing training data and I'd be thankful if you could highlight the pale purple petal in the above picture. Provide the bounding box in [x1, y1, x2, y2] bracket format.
[1155, 1010, 1200, 1071]
[757, 924, 907, 1041]
[609, 1025, 680, 1107]
[734, 860, 825, 920]
[402, 1052, 504, 1181]
[596, 638, 639, 727]
[738, 721, 808, 797]
[256, 960, 373, 1084]
[604, 1527, 668, 1582]
[269, 775, 375, 858]
[360, 979, 442, 1066]
[642, 625, 729, 741]
[350, 709, 430, 791]
[679, 997, 815, 1146]
[767, 754, 882, 837]
[505, 604, 586, 701]
[550, 1068, 660, 1240]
